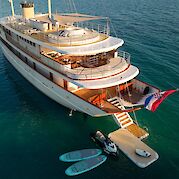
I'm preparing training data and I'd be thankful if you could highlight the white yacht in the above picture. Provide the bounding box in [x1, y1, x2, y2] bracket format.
[0, 0, 160, 139]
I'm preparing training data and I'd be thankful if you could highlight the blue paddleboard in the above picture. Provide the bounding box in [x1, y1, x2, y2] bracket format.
[59, 149, 102, 162]
[65, 155, 107, 176]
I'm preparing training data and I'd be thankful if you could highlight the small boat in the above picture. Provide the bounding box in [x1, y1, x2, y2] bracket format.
[65, 155, 107, 176]
[59, 148, 102, 162]
[90, 131, 119, 157]
[135, 149, 151, 157]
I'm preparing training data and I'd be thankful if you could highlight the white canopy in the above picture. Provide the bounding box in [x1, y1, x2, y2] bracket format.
[34, 13, 106, 25]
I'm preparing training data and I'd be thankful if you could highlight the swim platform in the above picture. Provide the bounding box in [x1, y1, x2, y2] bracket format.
[108, 129, 159, 168]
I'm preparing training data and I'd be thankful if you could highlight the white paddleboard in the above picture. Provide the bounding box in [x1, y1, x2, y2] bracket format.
[59, 149, 102, 162]
[65, 155, 107, 176]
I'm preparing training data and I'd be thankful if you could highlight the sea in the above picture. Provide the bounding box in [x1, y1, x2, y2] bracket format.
[0, 0, 179, 178]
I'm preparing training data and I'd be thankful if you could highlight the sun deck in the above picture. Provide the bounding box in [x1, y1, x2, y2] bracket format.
[30, 28, 108, 47]
[4, 15, 124, 55]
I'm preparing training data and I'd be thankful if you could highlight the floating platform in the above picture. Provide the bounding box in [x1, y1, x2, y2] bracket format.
[108, 129, 159, 168]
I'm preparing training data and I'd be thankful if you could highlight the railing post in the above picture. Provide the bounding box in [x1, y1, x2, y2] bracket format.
[106, 18, 110, 35]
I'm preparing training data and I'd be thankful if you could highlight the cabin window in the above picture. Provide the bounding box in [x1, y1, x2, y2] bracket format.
[33, 62, 36, 70]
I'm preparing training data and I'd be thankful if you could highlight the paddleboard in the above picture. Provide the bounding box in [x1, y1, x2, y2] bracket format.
[59, 149, 102, 162]
[65, 155, 107, 176]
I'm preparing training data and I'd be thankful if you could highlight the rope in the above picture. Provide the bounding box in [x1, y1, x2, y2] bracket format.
[36, 0, 42, 13]
[117, 85, 125, 106]
[99, 0, 118, 37]
[68, 0, 74, 13]
[125, 81, 139, 126]
[109, 19, 118, 37]
[66, 0, 78, 13]
[63, 0, 71, 13]
[71, 0, 78, 14]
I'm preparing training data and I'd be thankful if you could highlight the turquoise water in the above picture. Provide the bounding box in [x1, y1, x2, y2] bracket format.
[0, 0, 179, 178]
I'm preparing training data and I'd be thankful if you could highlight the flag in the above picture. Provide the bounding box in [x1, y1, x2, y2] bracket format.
[144, 89, 177, 112]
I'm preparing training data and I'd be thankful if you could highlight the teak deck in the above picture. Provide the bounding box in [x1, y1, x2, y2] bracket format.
[126, 123, 149, 140]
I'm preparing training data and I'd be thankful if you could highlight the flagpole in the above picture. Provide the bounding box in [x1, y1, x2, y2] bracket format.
[48, 0, 52, 19]
[9, 0, 15, 17]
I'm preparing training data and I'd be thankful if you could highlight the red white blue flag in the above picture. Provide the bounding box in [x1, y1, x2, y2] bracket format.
[144, 89, 177, 112]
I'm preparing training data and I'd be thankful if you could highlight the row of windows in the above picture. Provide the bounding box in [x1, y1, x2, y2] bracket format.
[2, 25, 36, 47]
[18, 35, 36, 47]
[4, 27, 11, 36]
[0, 37, 52, 81]
[1, 36, 26, 61]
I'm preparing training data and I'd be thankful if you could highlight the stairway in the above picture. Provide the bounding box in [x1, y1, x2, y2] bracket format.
[107, 96, 149, 139]
[107, 97, 134, 128]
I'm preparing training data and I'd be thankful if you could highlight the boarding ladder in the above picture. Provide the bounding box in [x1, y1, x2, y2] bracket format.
[107, 97, 134, 128]
[107, 96, 149, 139]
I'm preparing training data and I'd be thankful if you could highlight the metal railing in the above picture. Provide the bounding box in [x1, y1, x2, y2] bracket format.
[74, 21, 109, 35]
[41, 50, 131, 80]
[118, 50, 131, 64]
[48, 30, 100, 45]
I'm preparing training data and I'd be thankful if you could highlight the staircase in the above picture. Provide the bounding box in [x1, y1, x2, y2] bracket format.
[107, 96, 149, 140]
[107, 97, 134, 128]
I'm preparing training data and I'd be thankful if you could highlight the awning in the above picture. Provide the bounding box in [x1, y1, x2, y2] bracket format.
[34, 13, 106, 25]
[53, 13, 106, 24]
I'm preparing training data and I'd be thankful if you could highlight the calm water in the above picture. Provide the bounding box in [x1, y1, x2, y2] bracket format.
[0, 0, 179, 178]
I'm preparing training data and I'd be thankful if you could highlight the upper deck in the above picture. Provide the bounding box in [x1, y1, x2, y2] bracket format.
[0, 13, 140, 88]
[0, 15, 139, 88]
[1, 14, 124, 55]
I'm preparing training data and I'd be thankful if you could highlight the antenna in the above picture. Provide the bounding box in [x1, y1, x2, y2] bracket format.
[9, 0, 15, 17]
[48, 0, 52, 19]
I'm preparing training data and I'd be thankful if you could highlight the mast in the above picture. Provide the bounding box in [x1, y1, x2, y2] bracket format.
[9, 0, 15, 17]
[48, 0, 52, 19]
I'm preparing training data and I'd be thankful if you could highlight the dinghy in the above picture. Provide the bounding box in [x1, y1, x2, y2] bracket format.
[135, 149, 151, 157]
